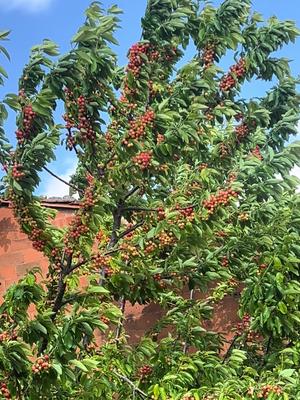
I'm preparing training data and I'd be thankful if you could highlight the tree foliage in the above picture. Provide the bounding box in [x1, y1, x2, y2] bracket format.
[0, 0, 300, 398]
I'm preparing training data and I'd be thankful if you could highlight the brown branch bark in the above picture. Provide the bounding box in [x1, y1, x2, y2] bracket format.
[222, 334, 239, 363]
[123, 206, 157, 212]
[124, 186, 140, 201]
[118, 221, 144, 241]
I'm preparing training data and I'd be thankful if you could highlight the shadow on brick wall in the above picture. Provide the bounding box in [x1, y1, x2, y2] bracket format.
[0, 217, 17, 251]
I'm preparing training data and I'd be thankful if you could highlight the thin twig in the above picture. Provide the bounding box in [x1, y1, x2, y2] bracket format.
[113, 370, 149, 399]
[68, 248, 121, 274]
[43, 166, 83, 195]
[183, 289, 194, 354]
[115, 297, 126, 342]
[222, 335, 239, 363]
[124, 186, 140, 201]
[118, 221, 144, 241]
[123, 206, 158, 212]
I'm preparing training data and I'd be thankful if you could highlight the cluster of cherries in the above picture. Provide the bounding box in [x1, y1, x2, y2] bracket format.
[104, 131, 114, 149]
[0, 330, 17, 342]
[11, 202, 46, 252]
[32, 355, 51, 374]
[145, 240, 157, 254]
[227, 172, 237, 185]
[120, 242, 139, 261]
[202, 43, 216, 68]
[256, 385, 282, 398]
[119, 81, 138, 102]
[144, 230, 175, 255]
[251, 145, 263, 160]
[65, 215, 89, 249]
[235, 122, 249, 140]
[0, 383, 11, 399]
[95, 230, 107, 245]
[220, 256, 229, 267]
[137, 365, 153, 380]
[219, 143, 230, 158]
[203, 188, 238, 215]
[157, 231, 175, 248]
[100, 316, 110, 324]
[50, 248, 63, 269]
[235, 313, 251, 336]
[12, 163, 25, 180]
[15, 104, 36, 145]
[127, 42, 177, 76]
[77, 95, 95, 141]
[238, 212, 249, 221]
[157, 207, 166, 221]
[175, 206, 195, 229]
[220, 58, 246, 91]
[93, 254, 114, 278]
[132, 151, 153, 170]
[29, 225, 46, 251]
[179, 206, 195, 220]
[82, 183, 95, 208]
[123, 109, 155, 146]
[127, 42, 152, 76]
[63, 113, 75, 130]
[199, 163, 208, 170]
[15, 206, 46, 251]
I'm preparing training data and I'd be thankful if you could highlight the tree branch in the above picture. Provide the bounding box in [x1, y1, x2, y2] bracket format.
[123, 206, 157, 213]
[68, 248, 121, 274]
[113, 370, 149, 399]
[222, 334, 239, 363]
[52, 254, 72, 317]
[115, 297, 126, 342]
[183, 289, 194, 354]
[43, 166, 83, 195]
[124, 186, 140, 201]
[108, 201, 124, 248]
[118, 221, 144, 241]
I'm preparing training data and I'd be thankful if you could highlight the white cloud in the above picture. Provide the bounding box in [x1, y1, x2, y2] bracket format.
[0, 0, 53, 12]
[43, 164, 78, 199]
[291, 166, 300, 179]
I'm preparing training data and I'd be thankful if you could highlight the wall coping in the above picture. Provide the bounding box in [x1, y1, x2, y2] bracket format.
[0, 198, 80, 210]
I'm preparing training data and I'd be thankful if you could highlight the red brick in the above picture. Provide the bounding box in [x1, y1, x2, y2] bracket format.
[0, 265, 17, 281]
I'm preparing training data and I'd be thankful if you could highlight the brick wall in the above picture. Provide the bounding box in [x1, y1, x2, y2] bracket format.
[0, 203, 240, 345]
[0, 204, 74, 295]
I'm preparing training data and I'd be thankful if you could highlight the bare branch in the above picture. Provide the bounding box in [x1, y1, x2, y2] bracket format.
[118, 221, 144, 241]
[222, 334, 239, 363]
[124, 186, 140, 201]
[183, 289, 194, 354]
[123, 206, 157, 213]
[43, 166, 83, 195]
[113, 370, 149, 399]
[115, 297, 126, 342]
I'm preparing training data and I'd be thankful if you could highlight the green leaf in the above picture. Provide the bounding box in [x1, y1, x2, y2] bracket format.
[87, 286, 109, 295]
[278, 301, 288, 314]
[70, 359, 88, 372]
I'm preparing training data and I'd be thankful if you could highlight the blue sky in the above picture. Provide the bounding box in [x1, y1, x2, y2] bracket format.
[0, 0, 299, 197]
